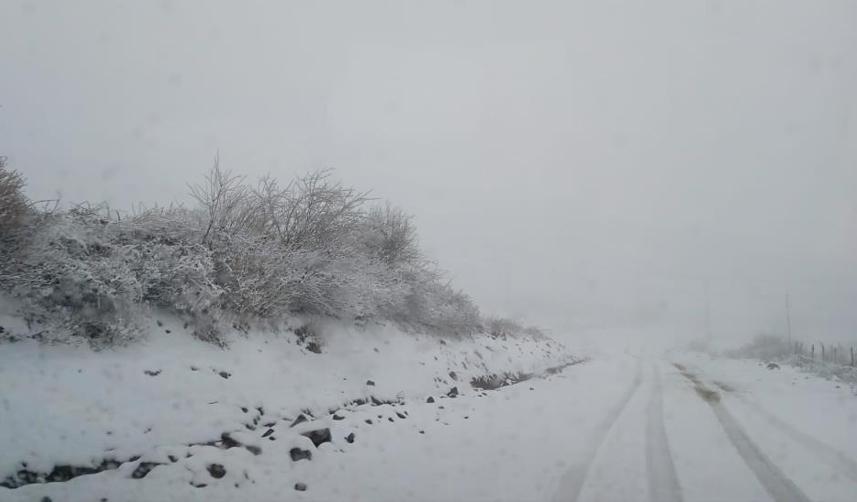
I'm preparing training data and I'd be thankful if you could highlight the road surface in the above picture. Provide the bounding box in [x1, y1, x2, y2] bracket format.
[550, 357, 856, 502]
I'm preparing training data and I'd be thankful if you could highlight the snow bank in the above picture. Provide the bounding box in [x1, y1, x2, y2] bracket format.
[0, 310, 576, 498]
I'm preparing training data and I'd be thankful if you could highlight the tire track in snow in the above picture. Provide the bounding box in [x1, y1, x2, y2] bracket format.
[552, 359, 642, 502]
[645, 363, 682, 502]
[725, 387, 857, 484]
[675, 366, 811, 502]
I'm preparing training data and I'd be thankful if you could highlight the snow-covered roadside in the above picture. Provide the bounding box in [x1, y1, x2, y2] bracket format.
[0, 352, 632, 502]
[0, 311, 578, 500]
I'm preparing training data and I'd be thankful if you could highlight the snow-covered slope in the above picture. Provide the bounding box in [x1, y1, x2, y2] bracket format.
[0, 310, 577, 500]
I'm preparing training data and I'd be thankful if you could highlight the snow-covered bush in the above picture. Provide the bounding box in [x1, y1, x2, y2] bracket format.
[361, 203, 420, 266]
[0, 161, 496, 345]
[482, 316, 547, 340]
[394, 266, 481, 336]
[116, 207, 223, 320]
[2, 207, 144, 346]
[0, 157, 31, 240]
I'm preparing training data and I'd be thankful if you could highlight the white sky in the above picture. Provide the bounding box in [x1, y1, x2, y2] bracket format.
[2, 0, 856, 343]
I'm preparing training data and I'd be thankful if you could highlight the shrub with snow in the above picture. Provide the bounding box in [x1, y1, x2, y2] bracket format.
[0, 161, 527, 346]
[0, 156, 30, 237]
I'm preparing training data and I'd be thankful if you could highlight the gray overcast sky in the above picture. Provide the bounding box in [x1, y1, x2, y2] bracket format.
[2, 0, 856, 343]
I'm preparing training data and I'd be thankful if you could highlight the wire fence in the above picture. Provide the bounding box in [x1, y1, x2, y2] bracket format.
[791, 341, 856, 367]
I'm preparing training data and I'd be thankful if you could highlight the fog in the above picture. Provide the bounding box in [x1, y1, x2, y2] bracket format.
[2, 0, 855, 346]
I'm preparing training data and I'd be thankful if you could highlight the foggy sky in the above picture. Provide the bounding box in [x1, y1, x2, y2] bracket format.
[2, 0, 856, 343]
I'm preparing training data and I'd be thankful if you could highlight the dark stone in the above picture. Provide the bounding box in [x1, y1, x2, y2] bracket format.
[366, 379, 375, 386]
[448, 371, 458, 381]
[144, 369, 161, 377]
[300, 428, 332, 447]
[419, 430, 425, 434]
[388, 417, 394, 422]
[364, 419, 373, 425]
[168, 455, 178, 463]
[220, 433, 241, 448]
[290, 448, 312, 462]
[263, 421, 276, 427]
[306, 341, 322, 354]
[131, 462, 160, 479]
[206, 463, 226, 479]
[345, 432, 355, 444]
[396, 412, 407, 419]
[426, 396, 435, 403]
[290, 414, 308, 427]
[262, 428, 274, 438]
[294, 482, 307, 491]
[370, 396, 395, 406]
[767, 362, 781, 370]
[332, 414, 345, 421]
[218, 371, 231, 379]
[241, 407, 249, 413]
[447, 386, 459, 398]
[245, 445, 262, 456]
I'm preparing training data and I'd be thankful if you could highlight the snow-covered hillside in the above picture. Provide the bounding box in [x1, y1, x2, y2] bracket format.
[0, 309, 578, 501]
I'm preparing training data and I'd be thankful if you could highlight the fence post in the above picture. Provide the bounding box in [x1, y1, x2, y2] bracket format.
[811, 344, 815, 360]
[851, 347, 854, 367]
[822, 343, 825, 362]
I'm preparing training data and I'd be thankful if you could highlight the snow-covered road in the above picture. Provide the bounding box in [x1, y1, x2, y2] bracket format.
[552, 355, 857, 502]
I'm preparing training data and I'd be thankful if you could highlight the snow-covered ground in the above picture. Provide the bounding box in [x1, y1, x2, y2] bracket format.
[2, 318, 857, 501]
[0, 311, 577, 501]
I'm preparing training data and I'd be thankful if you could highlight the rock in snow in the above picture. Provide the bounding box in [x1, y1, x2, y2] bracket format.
[289, 447, 312, 462]
[206, 464, 226, 479]
[301, 428, 332, 447]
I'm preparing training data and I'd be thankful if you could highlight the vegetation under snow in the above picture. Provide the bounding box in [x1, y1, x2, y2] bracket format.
[0, 158, 539, 347]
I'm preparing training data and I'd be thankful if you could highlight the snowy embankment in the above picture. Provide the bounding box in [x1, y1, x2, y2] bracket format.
[0, 308, 579, 501]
